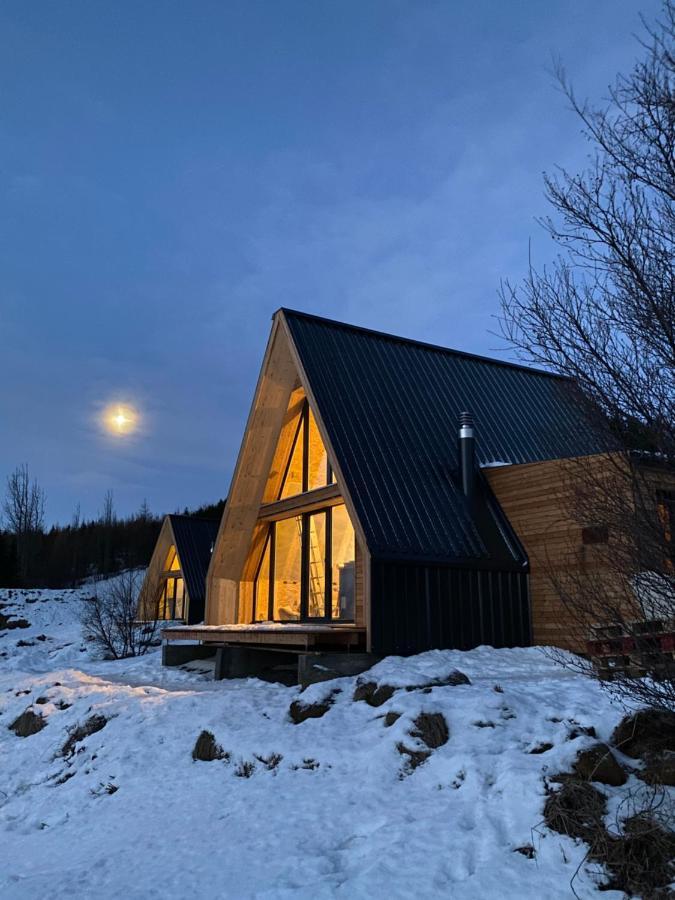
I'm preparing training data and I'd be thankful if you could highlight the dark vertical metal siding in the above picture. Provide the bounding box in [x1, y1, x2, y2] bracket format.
[371, 560, 530, 655]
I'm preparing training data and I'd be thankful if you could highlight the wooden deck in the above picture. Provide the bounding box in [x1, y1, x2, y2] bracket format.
[161, 623, 366, 650]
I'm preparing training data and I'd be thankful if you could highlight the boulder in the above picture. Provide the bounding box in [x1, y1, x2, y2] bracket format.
[567, 724, 597, 741]
[289, 689, 340, 724]
[192, 730, 227, 762]
[9, 709, 46, 737]
[353, 681, 395, 707]
[411, 712, 449, 749]
[611, 709, 675, 758]
[60, 714, 107, 758]
[573, 742, 627, 786]
[289, 699, 331, 724]
[354, 670, 470, 707]
[420, 670, 471, 688]
[396, 743, 431, 771]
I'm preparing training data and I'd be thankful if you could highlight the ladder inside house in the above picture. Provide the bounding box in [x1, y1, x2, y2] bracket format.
[297, 517, 324, 616]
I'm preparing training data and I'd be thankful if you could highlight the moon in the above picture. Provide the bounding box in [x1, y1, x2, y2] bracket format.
[102, 403, 140, 437]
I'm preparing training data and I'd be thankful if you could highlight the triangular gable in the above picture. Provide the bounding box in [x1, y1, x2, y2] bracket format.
[139, 515, 218, 624]
[169, 516, 220, 622]
[206, 313, 367, 625]
[137, 516, 176, 619]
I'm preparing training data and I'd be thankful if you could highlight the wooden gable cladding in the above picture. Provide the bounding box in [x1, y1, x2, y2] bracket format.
[206, 312, 370, 633]
[206, 318, 299, 624]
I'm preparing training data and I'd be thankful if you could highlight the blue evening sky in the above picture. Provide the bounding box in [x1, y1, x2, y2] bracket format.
[0, 0, 660, 525]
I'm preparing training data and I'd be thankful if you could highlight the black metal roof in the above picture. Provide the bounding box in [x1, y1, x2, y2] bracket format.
[282, 308, 606, 564]
[168, 515, 219, 617]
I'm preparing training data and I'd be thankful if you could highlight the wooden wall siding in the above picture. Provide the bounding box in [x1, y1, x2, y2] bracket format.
[485, 455, 620, 650]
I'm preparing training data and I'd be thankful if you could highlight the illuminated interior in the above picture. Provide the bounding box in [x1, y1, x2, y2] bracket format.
[277, 399, 335, 499]
[157, 544, 186, 620]
[253, 504, 355, 621]
[251, 394, 355, 622]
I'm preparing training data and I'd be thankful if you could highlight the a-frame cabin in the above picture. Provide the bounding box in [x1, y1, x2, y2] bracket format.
[138, 514, 219, 625]
[163, 308, 615, 663]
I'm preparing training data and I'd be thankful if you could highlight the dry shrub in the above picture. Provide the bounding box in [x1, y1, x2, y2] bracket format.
[81, 570, 158, 659]
[544, 780, 607, 842]
[192, 730, 227, 762]
[611, 709, 675, 759]
[572, 743, 627, 787]
[601, 812, 675, 899]
[545, 773, 675, 898]
[254, 753, 283, 770]
[638, 752, 675, 787]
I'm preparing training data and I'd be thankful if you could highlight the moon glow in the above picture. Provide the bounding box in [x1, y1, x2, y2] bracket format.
[102, 403, 139, 437]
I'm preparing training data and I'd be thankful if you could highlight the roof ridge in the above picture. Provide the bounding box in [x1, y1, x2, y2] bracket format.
[277, 307, 569, 380]
[168, 514, 220, 523]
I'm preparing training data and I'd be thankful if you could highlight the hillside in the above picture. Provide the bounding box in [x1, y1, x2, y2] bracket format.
[0, 585, 659, 899]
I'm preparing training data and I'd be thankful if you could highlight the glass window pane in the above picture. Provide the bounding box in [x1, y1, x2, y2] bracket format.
[273, 517, 302, 620]
[157, 583, 167, 620]
[174, 578, 185, 619]
[307, 408, 329, 492]
[331, 505, 355, 620]
[169, 550, 181, 571]
[166, 578, 176, 618]
[254, 536, 271, 621]
[279, 419, 304, 499]
[307, 512, 327, 617]
[164, 546, 177, 571]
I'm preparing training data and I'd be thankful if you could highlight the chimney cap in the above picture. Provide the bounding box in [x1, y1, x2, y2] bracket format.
[459, 411, 474, 428]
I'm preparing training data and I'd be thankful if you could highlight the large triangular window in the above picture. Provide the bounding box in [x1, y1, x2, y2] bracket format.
[252, 393, 353, 623]
[277, 399, 334, 499]
[157, 544, 185, 620]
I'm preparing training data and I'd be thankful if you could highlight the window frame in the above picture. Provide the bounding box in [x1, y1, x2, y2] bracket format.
[252, 504, 354, 624]
[156, 546, 186, 621]
[276, 400, 332, 500]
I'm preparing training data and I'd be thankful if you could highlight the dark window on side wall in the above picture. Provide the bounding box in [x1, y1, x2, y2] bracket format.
[582, 524, 609, 545]
[657, 490, 675, 570]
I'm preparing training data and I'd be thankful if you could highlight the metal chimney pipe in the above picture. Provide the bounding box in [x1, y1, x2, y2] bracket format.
[458, 411, 475, 503]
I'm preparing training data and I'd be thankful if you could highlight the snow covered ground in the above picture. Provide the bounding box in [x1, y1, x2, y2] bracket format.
[0, 583, 640, 899]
